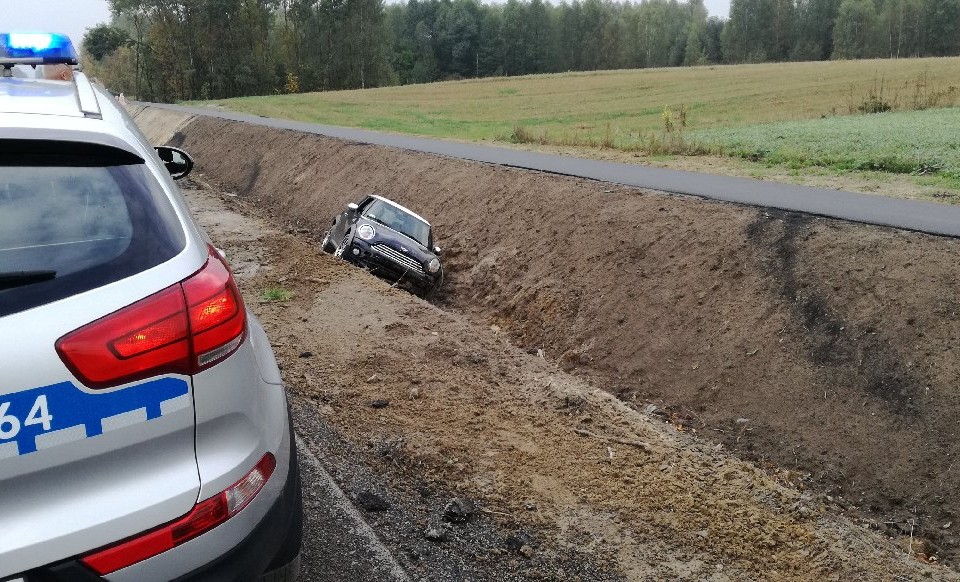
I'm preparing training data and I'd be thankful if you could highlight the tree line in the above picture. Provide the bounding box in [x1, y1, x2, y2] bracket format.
[85, 0, 960, 102]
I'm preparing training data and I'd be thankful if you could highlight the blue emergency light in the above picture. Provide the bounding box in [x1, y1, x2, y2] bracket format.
[0, 33, 78, 66]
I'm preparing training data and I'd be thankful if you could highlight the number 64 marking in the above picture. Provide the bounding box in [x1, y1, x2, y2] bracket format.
[0, 396, 54, 440]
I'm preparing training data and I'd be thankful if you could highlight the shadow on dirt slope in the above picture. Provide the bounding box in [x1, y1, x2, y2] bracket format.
[136, 107, 960, 568]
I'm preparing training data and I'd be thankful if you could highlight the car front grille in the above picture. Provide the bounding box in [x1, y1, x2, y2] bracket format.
[371, 244, 425, 275]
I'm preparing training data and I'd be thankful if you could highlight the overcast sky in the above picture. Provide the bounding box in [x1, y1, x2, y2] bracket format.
[704, 0, 729, 17]
[3, 0, 112, 46]
[2, 0, 730, 48]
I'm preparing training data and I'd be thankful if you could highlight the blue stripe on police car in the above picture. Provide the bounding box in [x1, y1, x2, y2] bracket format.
[0, 378, 189, 457]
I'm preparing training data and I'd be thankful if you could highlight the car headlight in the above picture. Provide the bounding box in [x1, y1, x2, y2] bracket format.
[426, 258, 441, 273]
[357, 224, 375, 241]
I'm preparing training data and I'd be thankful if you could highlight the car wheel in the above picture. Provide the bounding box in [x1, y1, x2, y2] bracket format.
[333, 231, 352, 258]
[263, 419, 303, 581]
[321, 231, 335, 254]
[262, 554, 301, 582]
[422, 268, 443, 300]
[262, 483, 302, 582]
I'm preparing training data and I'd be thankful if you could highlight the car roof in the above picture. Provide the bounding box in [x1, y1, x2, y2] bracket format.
[0, 72, 99, 118]
[0, 72, 150, 159]
[0, 78, 83, 117]
[369, 195, 431, 226]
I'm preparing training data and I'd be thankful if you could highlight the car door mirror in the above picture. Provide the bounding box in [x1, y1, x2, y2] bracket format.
[155, 146, 194, 180]
[347, 203, 359, 212]
[434, 247, 442, 256]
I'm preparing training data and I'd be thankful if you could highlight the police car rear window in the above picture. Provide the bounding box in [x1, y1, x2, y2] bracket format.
[0, 140, 186, 317]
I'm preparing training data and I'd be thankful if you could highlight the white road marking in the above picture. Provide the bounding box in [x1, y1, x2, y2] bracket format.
[101, 407, 148, 433]
[295, 434, 410, 582]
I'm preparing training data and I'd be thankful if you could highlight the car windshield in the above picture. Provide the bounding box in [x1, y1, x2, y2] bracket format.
[362, 199, 430, 247]
[0, 141, 185, 317]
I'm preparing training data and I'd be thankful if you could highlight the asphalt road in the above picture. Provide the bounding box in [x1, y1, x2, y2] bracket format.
[292, 396, 410, 582]
[149, 101, 960, 238]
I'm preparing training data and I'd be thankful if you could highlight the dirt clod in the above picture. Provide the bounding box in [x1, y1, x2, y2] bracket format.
[505, 532, 535, 554]
[442, 497, 476, 523]
[424, 523, 449, 542]
[355, 490, 391, 512]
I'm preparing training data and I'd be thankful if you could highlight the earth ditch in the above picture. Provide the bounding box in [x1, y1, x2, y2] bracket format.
[134, 105, 960, 578]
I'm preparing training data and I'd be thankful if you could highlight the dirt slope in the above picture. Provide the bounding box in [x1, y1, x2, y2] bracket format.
[183, 175, 951, 581]
[133, 106, 960, 569]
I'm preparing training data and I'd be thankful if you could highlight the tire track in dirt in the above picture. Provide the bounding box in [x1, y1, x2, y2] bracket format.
[746, 211, 925, 413]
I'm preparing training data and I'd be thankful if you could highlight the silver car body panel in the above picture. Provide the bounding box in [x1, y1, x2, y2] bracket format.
[191, 321, 289, 501]
[108, 331, 292, 580]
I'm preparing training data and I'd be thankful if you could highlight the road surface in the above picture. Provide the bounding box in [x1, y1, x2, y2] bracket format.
[149, 102, 960, 238]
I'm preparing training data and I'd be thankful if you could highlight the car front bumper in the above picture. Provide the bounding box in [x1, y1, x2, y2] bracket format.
[344, 240, 440, 290]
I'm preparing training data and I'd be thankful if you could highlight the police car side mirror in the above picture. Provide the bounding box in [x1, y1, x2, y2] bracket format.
[155, 146, 194, 180]
[347, 203, 359, 212]
[434, 247, 442, 256]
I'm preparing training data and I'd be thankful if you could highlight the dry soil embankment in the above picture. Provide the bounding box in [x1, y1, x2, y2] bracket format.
[135, 106, 960, 573]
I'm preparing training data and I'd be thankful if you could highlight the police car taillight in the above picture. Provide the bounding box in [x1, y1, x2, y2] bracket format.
[80, 452, 276, 574]
[56, 246, 246, 389]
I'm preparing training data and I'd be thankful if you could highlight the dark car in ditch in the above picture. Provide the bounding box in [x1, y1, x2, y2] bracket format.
[322, 195, 443, 297]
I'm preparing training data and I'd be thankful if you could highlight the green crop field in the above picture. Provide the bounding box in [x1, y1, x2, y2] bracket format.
[692, 108, 960, 181]
[197, 57, 960, 200]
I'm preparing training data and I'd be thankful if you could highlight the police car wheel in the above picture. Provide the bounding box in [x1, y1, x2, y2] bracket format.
[262, 554, 301, 582]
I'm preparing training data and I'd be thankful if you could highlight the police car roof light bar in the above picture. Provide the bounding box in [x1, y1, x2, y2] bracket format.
[0, 33, 79, 67]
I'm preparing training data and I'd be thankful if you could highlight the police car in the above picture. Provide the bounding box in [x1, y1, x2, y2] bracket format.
[0, 34, 302, 580]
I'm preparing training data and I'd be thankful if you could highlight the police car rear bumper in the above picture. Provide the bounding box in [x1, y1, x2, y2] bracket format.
[19, 415, 303, 582]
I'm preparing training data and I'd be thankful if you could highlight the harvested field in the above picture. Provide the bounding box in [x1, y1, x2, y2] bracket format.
[135, 105, 960, 577]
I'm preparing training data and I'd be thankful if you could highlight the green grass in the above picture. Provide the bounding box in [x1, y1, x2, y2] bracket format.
[197, 58, 960, 141]
[260, 287, 294, 302]
[692, 108, 960, 178]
